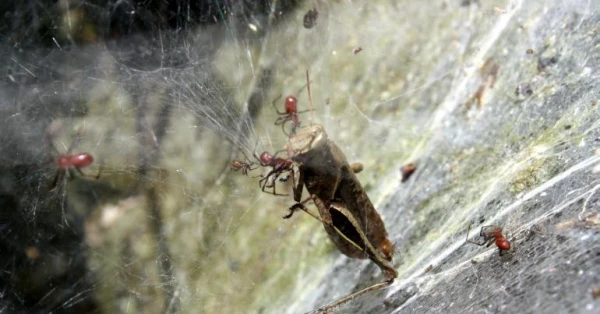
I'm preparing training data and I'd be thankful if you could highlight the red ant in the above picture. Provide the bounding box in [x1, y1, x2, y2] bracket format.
[230, 159, 258, 176]
[273, 95, 311, 135]
[48, 130, 99, 190]
[466, 224, 511, 256]
[230, 151, 260, 176]
[273, 71, 316, 135]
[253, 150, 295, 196]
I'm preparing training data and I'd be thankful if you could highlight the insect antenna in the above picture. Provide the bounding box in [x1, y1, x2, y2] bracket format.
[306, 69, 314, 126]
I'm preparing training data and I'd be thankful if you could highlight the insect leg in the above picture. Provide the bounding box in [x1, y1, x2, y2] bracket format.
[466, 224, 488, 246]
[283, 198, 322, 222]
[271, 93, 285, 114]
[74, 166, 88, 177]
[292, 167, 304, 202]
[260, 169, 289, 196]
[48, 169, 65, 191]
[308, 281, 393, 314]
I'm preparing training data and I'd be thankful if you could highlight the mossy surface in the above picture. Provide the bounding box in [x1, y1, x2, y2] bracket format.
[11, 0, 600, 313]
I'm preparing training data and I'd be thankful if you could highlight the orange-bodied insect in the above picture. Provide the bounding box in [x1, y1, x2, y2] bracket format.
[466, 224, 511, 256]
[253, 151, 295, 196]
[48, 129, 99, 190]
[273, 95, 311, 135]
[230, 151, 259, 176]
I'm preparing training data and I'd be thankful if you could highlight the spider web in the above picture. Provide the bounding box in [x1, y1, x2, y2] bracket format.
[1, 0, 600, 314]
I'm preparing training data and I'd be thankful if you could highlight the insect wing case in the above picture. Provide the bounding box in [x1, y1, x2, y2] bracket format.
[288, 126, 393, 263]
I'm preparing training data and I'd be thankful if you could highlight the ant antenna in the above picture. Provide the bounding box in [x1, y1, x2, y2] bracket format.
[306, 69, 314, 125]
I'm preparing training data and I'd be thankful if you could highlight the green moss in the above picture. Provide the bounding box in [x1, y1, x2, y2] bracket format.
[509, 158, 546, 194]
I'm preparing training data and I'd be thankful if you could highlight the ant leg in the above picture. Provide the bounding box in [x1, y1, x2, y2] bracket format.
[48, 170, 65, 191]
[274, 116, 290, 125]
[251, 139, 267, 166]
[480, 225, 502, 236]
[465, 224, 488, 246]
[465, 223, 473, 242]
[93, 164, 103, 179]
[313, 281, 393, 314]
[280, 119, 300, 136]
[260, 170, 289, 196]
[258, 173, 272, 189]
[269, 172, 290, 196]
[74, 165, 103, 180]
[281, 120, 291, 136]
[250, 169, 263, 178]
[240, 150, 259, 171]
[64, 127, 84, 155]
[74, 167, 86, 177]
[271, 93, 286, 114]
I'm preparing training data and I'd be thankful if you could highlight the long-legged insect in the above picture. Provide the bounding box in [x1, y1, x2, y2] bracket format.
[273, 95, 312, 135]
[284, 124, 397, 313]
[46, 127, 101, 228]
[48, 129, 100, 190]
[230, 151, 260, 176]
[252, 149, 295, 196]
[272, 79, 313, 135]
[466, 224, 511, 256]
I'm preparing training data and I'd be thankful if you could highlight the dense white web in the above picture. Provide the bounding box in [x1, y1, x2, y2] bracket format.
[2, 0, 600, 314]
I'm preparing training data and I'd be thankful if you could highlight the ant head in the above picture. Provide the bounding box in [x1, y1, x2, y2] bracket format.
[284, 95, 297, 113]
[57, 155, 71, 168]
[259, 152, 273, 164]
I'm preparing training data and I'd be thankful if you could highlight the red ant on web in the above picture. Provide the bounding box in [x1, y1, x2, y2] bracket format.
[252, 149, 295, 196]
[230, 151, 259, 177]
[272, 80, 313, 135]
[48, 128, 100, 190]
[465, 224, 511, 256]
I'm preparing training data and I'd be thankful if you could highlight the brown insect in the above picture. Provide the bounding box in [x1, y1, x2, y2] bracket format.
[353, 46, 363, 55]
[466, 58, 500, 109]
[466, 224, 511, 256]
[284, 124, 397, 312]
[303, 8, 318, 29]
[400, 162, 417, 182]
[592, 287, 600, 299]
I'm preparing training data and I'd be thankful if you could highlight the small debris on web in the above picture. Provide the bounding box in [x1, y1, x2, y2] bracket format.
[303, 8, 319, 29]
[400, 162, 417, 182]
